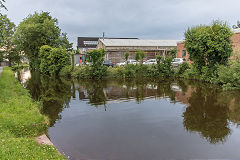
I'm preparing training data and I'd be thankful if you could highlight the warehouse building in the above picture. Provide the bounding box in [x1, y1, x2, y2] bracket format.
[75, 36, 138, 65]
[97, 39, 180, 64]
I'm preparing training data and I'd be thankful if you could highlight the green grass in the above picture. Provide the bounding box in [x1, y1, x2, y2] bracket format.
[0, 67, 65, 159]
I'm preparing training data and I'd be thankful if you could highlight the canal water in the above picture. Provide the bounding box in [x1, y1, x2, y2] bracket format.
[18, 70, 240, 160]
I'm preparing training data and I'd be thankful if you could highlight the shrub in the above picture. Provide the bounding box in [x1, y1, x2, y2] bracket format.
[155, 55, 162, 64]
[39, 45, 71, 75]
[125, 52, 130, 63]
[71, 65, 91, 79]
[124, 64, 136, 78]
[158, 56, 174, 77]
[59, 65, 72, 77]
[217, 60, 240, 90]
[86, 49, 107, 78]
[182, 64, 200, 79]
[176, 62, 190, 76]
[199, 65, 218, 83]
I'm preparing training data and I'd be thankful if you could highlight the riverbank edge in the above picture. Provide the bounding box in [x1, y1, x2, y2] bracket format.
[59, 62, 240, 91]
[0, 67, 65, 159]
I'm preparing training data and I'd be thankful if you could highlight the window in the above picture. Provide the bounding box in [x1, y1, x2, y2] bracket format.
[83, 41, 98, 45]
[182, 50, 186, 57]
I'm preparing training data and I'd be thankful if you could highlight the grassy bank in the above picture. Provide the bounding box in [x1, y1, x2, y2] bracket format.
[0, 68, 64, 159]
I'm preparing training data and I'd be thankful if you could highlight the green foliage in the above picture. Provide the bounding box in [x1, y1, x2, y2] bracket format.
[176, 62, 190, 76]
[124, 51, 130, 63]
[76, 49, 80, 54]
[155, 55, 162, 64]
[134, 50, 140, 62]
[169, 48, 177, 58]
[0, 15, 15, 46]
[39, 45, 71, 75]
[0, 68, 64, 159]
[134, 50, 145, 64]
[179, 59, 240, 90]
[199, 65, 219, 83]
[71, 65, 91, 79]
[157, 56, 174, 77]
[0, 0, 6, 15]
[0, 50, 3, 61]
[87, 49, 105, 67]
[139, 50, 146, 64]
[217, 60, 240, 90]
[11, 63, 29, 71]
[184, 20, 233, 71]
[14, 12, 72, 70]
[86, 49, 107, 78]
[0, 15, 21, 66]
[59, 65, 72, 77]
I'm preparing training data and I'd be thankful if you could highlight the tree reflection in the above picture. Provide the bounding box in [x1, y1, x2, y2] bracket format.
[183, 84, 231, 144]
[25, 72, 72, 126]
[83, 79, 107, 106]
[22, 71, 240, 144]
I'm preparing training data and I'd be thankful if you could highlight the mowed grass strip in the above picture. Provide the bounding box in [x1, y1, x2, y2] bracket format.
[0, 67, 65, 159]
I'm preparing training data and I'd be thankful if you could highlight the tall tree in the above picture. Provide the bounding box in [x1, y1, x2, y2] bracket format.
[0, 0, 7, 15]
[0, 15, 19, 66]
[14, 12, 72, 69]
[124, 51, 130, 64]
[184, 20, 233, 71]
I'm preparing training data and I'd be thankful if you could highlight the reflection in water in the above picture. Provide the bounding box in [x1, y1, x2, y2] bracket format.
[182, 84, 230, 144]
[25, 71, 72, 126]
[19, 71, 240, 153]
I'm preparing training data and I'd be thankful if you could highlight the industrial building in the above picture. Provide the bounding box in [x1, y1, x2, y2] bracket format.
[75, 36, 138, 65]
[97, 39, 180, 64]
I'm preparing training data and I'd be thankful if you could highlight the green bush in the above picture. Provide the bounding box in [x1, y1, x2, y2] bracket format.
[157, 56, 174, 77]
[199, 65, 218, 83]
[217, 60, 240, 90]
[59, 65, 72, 77]
[176, 62, 190, 76]
[72, 65, 91, 79]
[124, 64, 136, 78]
[182, 64, 200, 79]
[92, 65, 108, 78]
[39, 45, 71, 75]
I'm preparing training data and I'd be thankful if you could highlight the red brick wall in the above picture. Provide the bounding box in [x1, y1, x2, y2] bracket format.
[232, 33, 240, 57]
[176, 42, 190, 62]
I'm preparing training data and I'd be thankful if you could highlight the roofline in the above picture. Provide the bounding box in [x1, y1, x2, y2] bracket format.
[99, 39, 180, 47]
[78, 37, 138, 39]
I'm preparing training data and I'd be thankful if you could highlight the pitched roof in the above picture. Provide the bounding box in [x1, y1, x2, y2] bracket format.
[99, 39, 180, 47]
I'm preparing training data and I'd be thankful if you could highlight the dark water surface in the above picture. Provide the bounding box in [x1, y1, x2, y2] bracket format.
[18, 70, 240, 160]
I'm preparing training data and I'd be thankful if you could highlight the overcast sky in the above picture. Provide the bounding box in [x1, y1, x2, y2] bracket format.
[3, 0, 240, 48]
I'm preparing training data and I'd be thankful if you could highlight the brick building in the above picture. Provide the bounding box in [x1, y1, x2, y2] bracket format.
[177, 29, 240, 61]
[97, 39, 180, 64]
